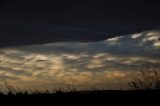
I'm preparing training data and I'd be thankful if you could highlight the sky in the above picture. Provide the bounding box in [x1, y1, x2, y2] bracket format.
[0, 29, 160, 91]
[0, 0, 160, 91]
[0, 0, 160, 47]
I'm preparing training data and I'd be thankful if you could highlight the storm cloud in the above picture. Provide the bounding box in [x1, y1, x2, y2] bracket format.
[0, 0, 160, 47]
[0, 29, 160, 90]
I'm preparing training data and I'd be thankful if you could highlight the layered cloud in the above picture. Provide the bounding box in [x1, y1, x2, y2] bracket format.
[0, 29, 160, 90]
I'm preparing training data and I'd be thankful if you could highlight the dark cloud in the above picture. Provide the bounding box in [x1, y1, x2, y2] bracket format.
[0, 0, 160, 47]
[1, 30, 159, 73]
[0, 30, 160, 89]
[16, 30, 160, 57]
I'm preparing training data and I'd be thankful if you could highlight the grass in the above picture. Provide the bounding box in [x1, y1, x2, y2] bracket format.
[0, 68, 160, 96]
[0, 82, 160, 97]
[129, 68, 160, 90]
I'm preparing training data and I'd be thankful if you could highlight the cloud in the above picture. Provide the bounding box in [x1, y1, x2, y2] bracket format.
[0, 29, 160, 90]
[0, 1, 160, 47]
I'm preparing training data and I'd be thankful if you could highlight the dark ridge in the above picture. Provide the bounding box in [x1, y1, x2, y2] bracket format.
[1, 90, 160, 98]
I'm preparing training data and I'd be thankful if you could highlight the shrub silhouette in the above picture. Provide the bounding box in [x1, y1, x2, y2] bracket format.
[129, 68, 160, 90]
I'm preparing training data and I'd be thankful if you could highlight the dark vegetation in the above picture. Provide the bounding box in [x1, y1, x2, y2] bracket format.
[0, 68, 160, 97]
[129, 69, 160, 90]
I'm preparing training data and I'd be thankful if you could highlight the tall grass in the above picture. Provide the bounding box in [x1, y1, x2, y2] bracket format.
[129, 68, 160, 90]
[0, 81, 79, 96]
[0, 68, 160, 95]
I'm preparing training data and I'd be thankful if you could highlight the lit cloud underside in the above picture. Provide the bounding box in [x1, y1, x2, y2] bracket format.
[0, 29, 160, 91]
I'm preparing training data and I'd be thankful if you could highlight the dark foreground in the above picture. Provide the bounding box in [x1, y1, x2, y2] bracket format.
[0, 90, 159, 104]
[1, 90, 160, 97]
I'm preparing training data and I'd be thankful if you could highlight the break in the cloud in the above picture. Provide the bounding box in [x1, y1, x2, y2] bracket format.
[0, 29, 160, 90]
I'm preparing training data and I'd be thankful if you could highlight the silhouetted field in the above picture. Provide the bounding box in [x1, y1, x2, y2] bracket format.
[0, 80, 160, 97]
[0, 89, 160, 98]
[0, 69, 160, 97]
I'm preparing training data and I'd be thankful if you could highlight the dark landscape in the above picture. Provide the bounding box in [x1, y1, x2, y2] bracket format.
[0, 0, 160, 98]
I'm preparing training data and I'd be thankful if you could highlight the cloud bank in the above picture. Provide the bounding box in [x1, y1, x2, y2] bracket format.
[0, 29, 160, 90]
